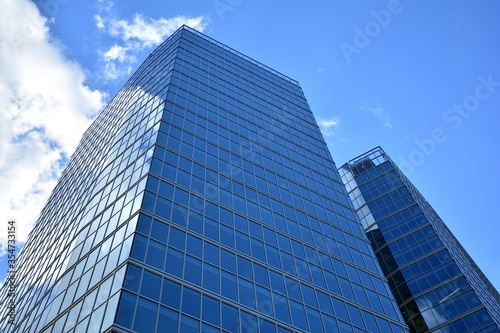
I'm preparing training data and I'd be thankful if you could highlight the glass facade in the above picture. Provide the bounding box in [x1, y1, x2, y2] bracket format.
[0, 26, 409, 333]
[339, 147, 500, 333]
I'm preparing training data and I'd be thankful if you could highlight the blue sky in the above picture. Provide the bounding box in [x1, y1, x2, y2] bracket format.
[1, 0, 499, 293]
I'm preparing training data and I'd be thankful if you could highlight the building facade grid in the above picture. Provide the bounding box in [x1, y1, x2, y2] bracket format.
[339, 147, 500, 333]
[1, 26, 409, 333]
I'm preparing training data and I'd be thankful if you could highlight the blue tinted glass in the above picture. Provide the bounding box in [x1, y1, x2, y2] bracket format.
[186, 234, 202, 258]
[347, 303, 365, 329]
[236, 232, 250, 255]
[124, 264, 142, 292]
[237, 256, 252, 280]
[291, 239, 305, 258]
[171, 203, 187, 227]
[187, 210, 203, 234]
[202, 295, 220, 326]
[325, 272, 340, 295]
[311, 265, 327, 289]
[249, 221, 263, 239]
[204, 241, 219, 265]
[266, 244, 281, 269]
[301, 284, 318, 308]
[136, 214, 152, 235]
[251, 238, 266, 262]
[145, 239, 166, 270]
[115, 291, 137, 328]
[339, 278, 355, 300]
[159, 180, 174, 198]
[463, 313, 480, 331]
[346, 265, 361, 284]
[202, 263, 220, 293]
[222, 303, 238, 332]
[376, 317, 391, 332]
[259, 318, 276, 333]
[165, 248, 184, 277]
[272, 292, 290, 324]
[338, 320, 354, 333]
[323, 314, 339, 333]
[306, 307, 324, 333]
[289, 300, 308, 331]
[352, 284, 370, 308]
[474, 309, 493, 326]
[202, 323, 220, 333]
[238, 278, 255, 309]
[332, 298, 349, 321]
[255, 286, 272, 315]
[141, 190, 156, 212]
[182, 287, 201, 317]
[277, 234, 291, 253]
[204, 217, 219, 241]
[285, 278, 302, 301]
[155, 197, 172, 220]
[239, 310, 258, 332]
[140, 270, 161, 301]
[133, 297, 157, 333]
[151, 219, 168, 243]
[263, 227, 277, 246]
[221, 225, 235, 248]
[269, 270, 285, 293]
[361, 310, 378, 332]
[253, 263, 269, 287]
[146, 176, 160, 192]
[161, 279, 181, 310]
[174, 187, 190, 206]
[221, 271, 237, 302]
[221, 248, 236, 272]
[184, 255, 202, 286]
[168, 227, 186, 250]
[277, 327, 294, 333]
[158, 306, 178, 331]
[130, 234, 148, 261]
[180, 314, 200, 333]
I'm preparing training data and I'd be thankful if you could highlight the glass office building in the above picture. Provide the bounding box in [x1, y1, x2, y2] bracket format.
[339, 147, 500, 333]
[0, 26, 409, 332]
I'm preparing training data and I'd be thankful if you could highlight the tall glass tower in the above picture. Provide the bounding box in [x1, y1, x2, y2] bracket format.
[339, 147, 500, 333]
[0, 26, 409, 333]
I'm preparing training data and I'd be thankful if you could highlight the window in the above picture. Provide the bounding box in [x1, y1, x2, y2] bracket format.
[181, 287, 201, 317]
[133, 297, 158, 333]
[157, 306, 178, 331]
[115, 291, 137, 328]
[161, 278, 181, 309]
[202, 295, 220, 326]
[140, 270, 161, 301]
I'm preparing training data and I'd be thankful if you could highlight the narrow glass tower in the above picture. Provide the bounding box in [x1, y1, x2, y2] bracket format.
[340, 147, 500, 333]
[0, 27, 408, 333]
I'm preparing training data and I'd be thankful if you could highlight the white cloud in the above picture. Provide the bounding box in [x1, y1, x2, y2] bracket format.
[317, 116, 341, 137]
[108, 15, 208, 47]
[360, 103, 393, 128]
[102, 61, 133, 81]
[94, 14, 105, 29]
[103, 44, 133, 62]
[0, 0, 106, 258]
[95, 6, 209, 80]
